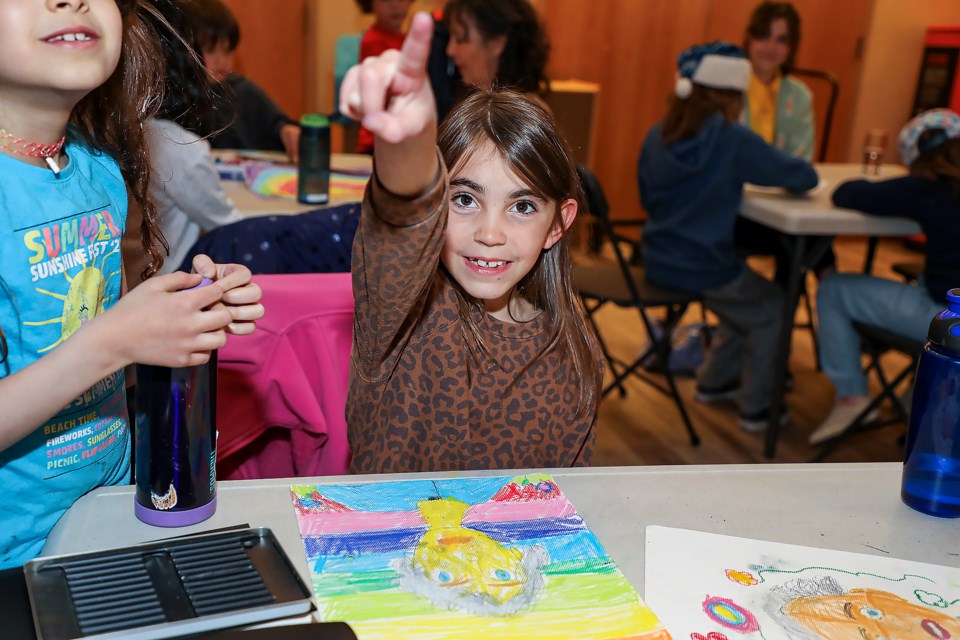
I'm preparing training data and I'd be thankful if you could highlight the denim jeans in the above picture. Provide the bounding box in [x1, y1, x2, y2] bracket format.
[816, 274, 943, 398]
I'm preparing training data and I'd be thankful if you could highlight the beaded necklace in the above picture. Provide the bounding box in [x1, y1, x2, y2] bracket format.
[0, 127, 66, 175]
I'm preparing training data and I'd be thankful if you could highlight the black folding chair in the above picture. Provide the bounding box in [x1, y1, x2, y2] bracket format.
[572, 167, 701, 446]
[812, 322, 922, 462]
[790, 68, 840, 164]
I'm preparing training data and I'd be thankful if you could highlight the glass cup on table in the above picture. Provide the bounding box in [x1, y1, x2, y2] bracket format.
[862, 129, 888, 175]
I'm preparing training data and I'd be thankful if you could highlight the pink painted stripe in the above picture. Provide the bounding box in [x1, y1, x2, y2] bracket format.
[464, 497, 576, 523]
[297, 497, 579, 535]
[298, 510, 424, 535]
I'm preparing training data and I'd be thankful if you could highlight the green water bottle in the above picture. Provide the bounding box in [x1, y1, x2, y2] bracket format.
[297, 114, 330, 205]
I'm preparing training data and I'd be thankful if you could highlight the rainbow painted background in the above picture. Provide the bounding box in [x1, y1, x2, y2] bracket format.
[290, 474, 670, 640]
[241, 161, 369, 202]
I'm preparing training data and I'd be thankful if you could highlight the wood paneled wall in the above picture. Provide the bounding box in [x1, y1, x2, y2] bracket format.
[219, 0, 880, 221]
[542, 0, 872, 222]
[220, 0, 307, 119]
[220, 0, 872, 215]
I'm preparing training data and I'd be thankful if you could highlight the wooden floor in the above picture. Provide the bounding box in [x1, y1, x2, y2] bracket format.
[587, 236, 923, 467]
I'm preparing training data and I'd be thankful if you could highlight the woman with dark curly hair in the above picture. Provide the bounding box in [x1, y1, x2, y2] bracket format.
[444, 0, 549, 97]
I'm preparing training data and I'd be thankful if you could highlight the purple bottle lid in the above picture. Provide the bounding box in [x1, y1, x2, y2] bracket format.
[183, 276, 215, 291]
[135, 495, 218, 527]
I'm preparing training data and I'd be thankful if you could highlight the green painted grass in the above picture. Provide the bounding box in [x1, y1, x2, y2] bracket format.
[314, 569, 640, 621]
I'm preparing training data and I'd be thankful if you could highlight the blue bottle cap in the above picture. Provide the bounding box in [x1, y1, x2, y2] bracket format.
[948, 288, 960, 313]
[930, 288, 960, 350]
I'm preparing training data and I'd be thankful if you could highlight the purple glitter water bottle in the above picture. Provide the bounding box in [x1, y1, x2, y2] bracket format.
[134, 278, 218, 526]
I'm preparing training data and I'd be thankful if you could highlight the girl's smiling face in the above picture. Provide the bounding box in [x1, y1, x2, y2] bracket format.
[0, 0, 123, 106]
[748, 17, 791, 81]
[441, 141, 576, 323]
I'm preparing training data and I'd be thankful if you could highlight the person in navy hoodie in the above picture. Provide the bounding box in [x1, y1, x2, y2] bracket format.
[809, 109, 960, 444]
[638, 41, 818, 432]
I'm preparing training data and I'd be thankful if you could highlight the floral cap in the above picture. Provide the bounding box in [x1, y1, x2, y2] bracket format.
[897, 108, 960, 167]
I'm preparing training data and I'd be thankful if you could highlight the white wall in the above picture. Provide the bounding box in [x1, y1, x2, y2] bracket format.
[847, 0, 960, 163]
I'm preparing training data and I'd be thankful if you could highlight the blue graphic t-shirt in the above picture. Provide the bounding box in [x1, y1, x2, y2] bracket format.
[0, 141, 130, 569]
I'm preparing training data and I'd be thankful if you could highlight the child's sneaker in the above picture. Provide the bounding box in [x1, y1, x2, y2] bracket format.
[808, 398, 880, 445]
[694, 381, 739, 404]
[738, 408, 790, 433]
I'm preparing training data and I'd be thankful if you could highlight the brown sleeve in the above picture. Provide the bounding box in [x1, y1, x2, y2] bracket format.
[351, 151, 448, 378]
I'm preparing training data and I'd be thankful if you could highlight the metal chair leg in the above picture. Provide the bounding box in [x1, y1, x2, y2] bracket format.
[583, 298, 629, 399]
[802, 275, 822, 371]
[662, 365, 701, 446]
[649, 305, 700, 446]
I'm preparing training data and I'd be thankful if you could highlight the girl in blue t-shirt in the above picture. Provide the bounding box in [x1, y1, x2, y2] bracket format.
[0, 0, 264, 569]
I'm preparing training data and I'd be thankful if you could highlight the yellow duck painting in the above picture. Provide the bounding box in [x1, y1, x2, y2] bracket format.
[395, 497, 548, 615]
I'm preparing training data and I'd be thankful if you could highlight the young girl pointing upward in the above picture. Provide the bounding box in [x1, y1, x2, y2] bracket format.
[340, 13, 602, 474]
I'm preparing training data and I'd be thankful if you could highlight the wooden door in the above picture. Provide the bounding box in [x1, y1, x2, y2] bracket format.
[221, 0, 307, 119]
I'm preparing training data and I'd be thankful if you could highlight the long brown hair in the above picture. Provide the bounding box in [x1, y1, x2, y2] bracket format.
[71, 0, 169, 280]
[911, 136, 960, 191]
[437, 88, 602, 417]
[743, 1, 801, 73]
[661, 85, 743, 143]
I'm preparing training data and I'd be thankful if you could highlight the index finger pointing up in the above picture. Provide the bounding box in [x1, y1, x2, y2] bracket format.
[393, 12, 434, 88]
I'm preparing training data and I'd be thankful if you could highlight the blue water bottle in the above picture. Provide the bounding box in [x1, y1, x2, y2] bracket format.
[901, 288, 960, 517]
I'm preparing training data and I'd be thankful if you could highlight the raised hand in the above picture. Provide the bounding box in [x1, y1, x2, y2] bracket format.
[339, 12, 436, 144]
[339, 12, 439, 196]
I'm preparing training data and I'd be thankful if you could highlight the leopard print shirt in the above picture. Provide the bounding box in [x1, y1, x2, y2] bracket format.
[347, 156, 596, 474]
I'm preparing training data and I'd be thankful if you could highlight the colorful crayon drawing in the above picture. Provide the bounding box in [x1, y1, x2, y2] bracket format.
[644, 526, 960, 639]
[290, 474, 670, 639]
[241, 161, 369, 202]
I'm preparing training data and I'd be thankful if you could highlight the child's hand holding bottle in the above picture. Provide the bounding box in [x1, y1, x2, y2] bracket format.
[105, 256, 262, 369]
[189, 255, 264, 336]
